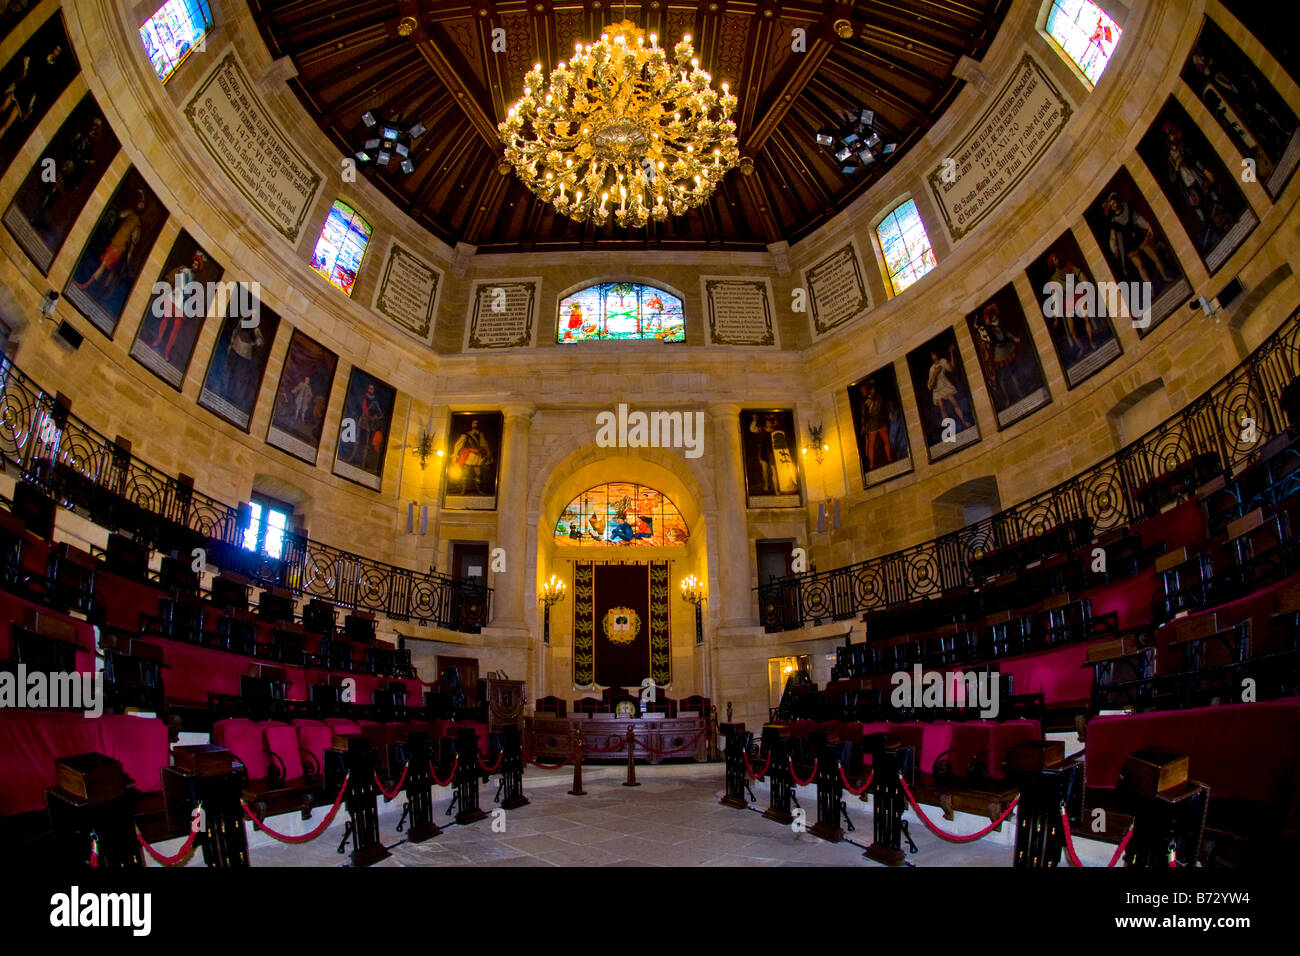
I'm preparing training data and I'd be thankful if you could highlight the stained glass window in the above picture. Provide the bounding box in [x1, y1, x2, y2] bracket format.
[139, 0, 213, 84]
[1044, 0, 1122, 86]
[311, 201, 371, 297]
[558, 282, 685, 343]
[554, 483, 689, 547]
[876, 198, 937, 296]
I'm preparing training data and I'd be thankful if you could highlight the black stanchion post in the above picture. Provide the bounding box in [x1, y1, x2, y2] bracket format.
[500, 725, 529, 810]
[1006, 743, 1080, 868]
[402, 731, 441, 842]
[719, 722, 749, 809]
[1114, 749, 1208, 867]
[865, 746, 909, 866]
[44, 754, 142, 869]
[162, 745, 249, 867]
[761, 729, 794, 825]
[810, 740, 846, 843]
[342, 737, 389, 866]
[454, 727, 488, 824]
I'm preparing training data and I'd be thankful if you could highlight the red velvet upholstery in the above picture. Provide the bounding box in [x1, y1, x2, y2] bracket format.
[0, 710, 168, 816]
[324, 718, 362, 734]
[994, 643, 1096, 705]
[1135, 498, 1207, 553]
[1088, 569, 1159, 631]
[1086, 699, 1300, 828]
[291, 719, 332, 775]
[947, 719, 1040, 780]
[264, 722, 305, 781]
[212, 718, 269, 780]
[0, 590, 97, 673]
[93, 569, 163, 636]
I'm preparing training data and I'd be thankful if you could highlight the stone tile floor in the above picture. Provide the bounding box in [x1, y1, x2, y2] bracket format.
[224, 763, 1119, 868]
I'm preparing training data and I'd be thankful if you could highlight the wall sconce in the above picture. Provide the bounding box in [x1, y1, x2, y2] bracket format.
[680, 574, 705, 645]
[541, 574, 566, 645]
[800, 423, 830, 465]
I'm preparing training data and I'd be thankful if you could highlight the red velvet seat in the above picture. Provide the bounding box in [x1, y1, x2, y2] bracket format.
[212, 718, 269, 780]
[0, 710, 168, 816]
[949, 719, 1041, 780]
[291, 719, 333, 777]
[263, 721, 305, 781]
[1086, 699, 1300, 829]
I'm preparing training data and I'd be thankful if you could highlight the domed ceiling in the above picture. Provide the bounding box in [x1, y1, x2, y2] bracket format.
[250, 0, 1009, 252]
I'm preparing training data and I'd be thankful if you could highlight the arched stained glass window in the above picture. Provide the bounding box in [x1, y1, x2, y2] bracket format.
[139, 0, 213, 84]
[555, 483, 689, 547]
[877, 198, 936, 296]
[558, 282, 685, 343]
[1043, 0, 1122, 87]
[311, 201, 372, 297]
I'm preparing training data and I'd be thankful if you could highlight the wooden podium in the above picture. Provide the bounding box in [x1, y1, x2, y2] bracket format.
[481, 676, 526, 732]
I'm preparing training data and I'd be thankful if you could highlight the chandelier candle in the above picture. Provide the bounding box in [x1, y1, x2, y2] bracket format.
[498, 21, 740, 228]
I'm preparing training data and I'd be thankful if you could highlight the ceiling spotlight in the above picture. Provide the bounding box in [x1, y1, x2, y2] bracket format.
[354, 110, 424, 174]
[813, 103, 892, 175]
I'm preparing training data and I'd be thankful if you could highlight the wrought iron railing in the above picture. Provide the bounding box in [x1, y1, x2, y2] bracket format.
[757, 307, 1300, 631]
[0, 356, 490, 633]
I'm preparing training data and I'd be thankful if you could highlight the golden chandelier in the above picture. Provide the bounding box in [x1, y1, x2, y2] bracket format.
[498, 20, 739, 229]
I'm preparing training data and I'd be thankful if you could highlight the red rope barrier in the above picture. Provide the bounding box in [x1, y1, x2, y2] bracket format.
[432, 755, 458, 788]
[135, 806, 203, 866]
[789, 757, 818, 787]
[743, 751, 771, 781]
[478, 751, 503, 773]
[525, 748, 577, 770]
[1061, 808, 1133, 867]
[241, 773, 350, 843]
[839, 766, 873, 796]
[374, 761, 411, 802]
[898, 773, 1018, 843]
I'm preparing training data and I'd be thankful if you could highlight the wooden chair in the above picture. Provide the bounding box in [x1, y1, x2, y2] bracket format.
[534, 695, 566, 717]
[677, 694, 710, 717]
[572, 696, 602, 715]
[46, 542, 97, 615]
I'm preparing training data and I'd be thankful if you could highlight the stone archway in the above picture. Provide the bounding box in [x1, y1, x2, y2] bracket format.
[529, 444, 714, 704]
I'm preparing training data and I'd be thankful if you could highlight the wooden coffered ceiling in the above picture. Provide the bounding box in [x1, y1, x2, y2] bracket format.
[248, 0, 1009, 252]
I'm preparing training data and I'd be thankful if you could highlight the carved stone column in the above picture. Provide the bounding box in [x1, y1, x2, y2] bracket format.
[495, 403, 536, 629]
[708, 403, 751, 628]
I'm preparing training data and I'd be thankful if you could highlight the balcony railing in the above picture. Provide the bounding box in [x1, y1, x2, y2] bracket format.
[0, 355, 490, 633]
[756, 306, 1300, 631]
